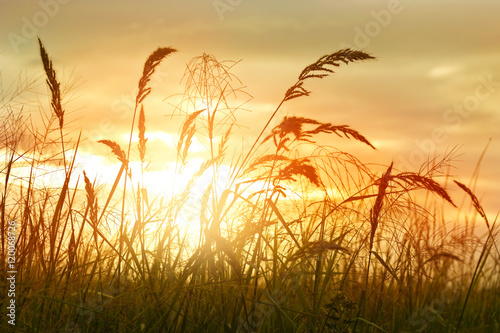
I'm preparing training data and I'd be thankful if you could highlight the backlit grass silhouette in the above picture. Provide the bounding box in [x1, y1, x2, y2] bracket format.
[0, 39, 498, 332]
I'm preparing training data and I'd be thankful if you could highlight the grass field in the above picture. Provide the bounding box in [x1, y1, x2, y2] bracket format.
[0, 39, 498, 332]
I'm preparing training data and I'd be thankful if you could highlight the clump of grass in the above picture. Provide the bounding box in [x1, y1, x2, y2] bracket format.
[1, 39, 498, 333]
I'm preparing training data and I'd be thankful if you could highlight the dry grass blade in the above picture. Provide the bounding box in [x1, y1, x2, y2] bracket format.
[37, 38, 64, 128]
[267, 198, 301, 249]
[136, 47, 177, 105]
[98, 139, 128, 165]
[424, 252, 463, 265]
[205, 228, 242, 280]
[370, 251, 402, 286]
[290, 240, 350, 261]
[49, 133, 81, 266]
[454, 180, 489, 227]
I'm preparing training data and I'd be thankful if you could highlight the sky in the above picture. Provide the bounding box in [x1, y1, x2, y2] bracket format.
[1, 0, 499, 218]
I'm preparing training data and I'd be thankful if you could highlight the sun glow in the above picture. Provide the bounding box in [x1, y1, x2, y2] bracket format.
[77, 148, 233, 232]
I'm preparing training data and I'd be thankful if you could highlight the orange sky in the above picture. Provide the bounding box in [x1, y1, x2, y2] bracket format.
[1, 0, 499, 217]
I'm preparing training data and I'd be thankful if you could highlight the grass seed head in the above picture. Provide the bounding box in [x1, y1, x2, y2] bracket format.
[98, 139, 128, 165]
[136, 46, 177, 105]
[38, 38, 64, 129]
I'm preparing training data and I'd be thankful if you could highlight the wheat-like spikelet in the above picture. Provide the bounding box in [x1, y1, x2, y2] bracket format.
[235, 49, 373, 181]
[247, 154, 290, 172]
[217, 123, 233, 158]
[194, 155, 223, 180]
[181, 125, 196, 165]
[83, 170, 95, 204]
[37, 38, 64, 129]
[454, 180, 489, 227]
[177, 109, 204, 164]
[370, 162, 393, 251]
[264, 116, 320, 143]
[392, 173, 456, 207]
[284, 49, 375, 101]
[136, 47, 177, 105]
[264, 116, 376, 150]
[138, 104, 147, 163]
[179, 109, 204, 142]
[98, 139, 128, 165]
[277, 158, 322, 187]
[368, 164, 457, 251]
[312, 124, 375, 149]
[246, 154, 322, 187]
[299, 49, 376, 80]
[83, 170, 98, 225]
